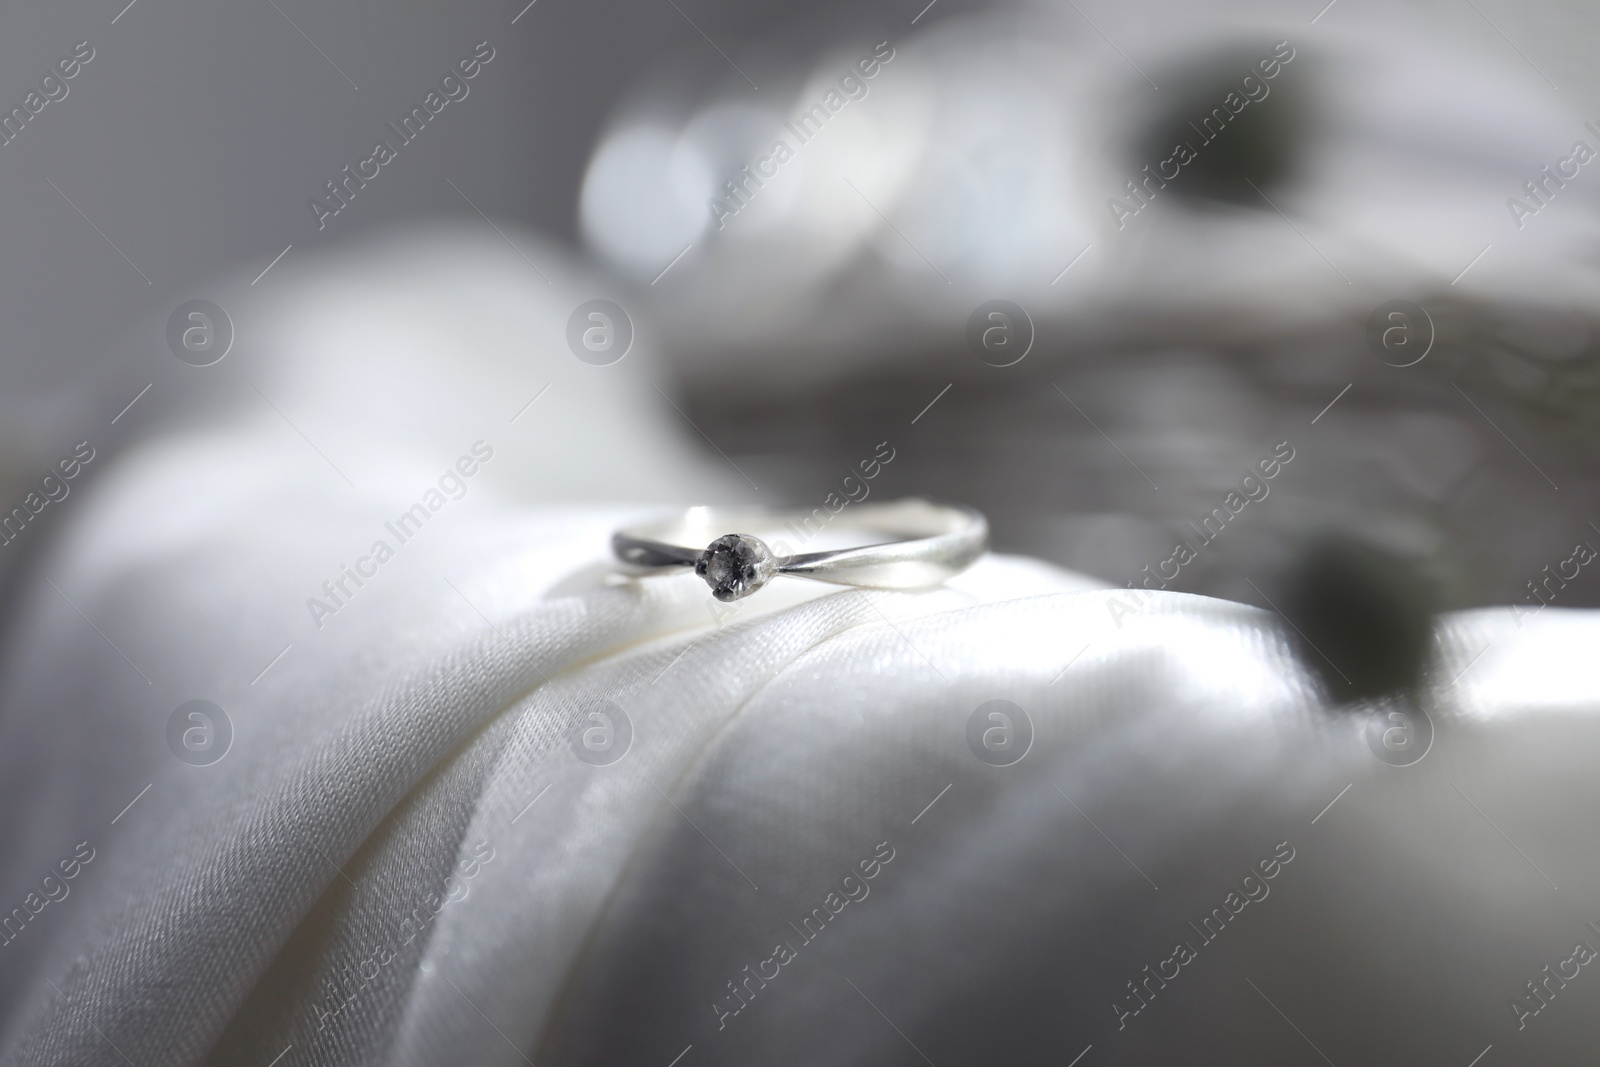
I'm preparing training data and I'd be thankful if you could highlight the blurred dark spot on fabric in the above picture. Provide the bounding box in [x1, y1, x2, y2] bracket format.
[1129, 45, 1309, 206]
[1277, 535, 1437, 703]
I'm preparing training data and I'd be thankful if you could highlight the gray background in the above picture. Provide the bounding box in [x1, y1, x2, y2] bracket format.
[4, 0, 1600, 613]
[1, 0, 1595, 427]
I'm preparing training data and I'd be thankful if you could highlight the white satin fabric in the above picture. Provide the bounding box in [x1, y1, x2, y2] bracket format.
[1, 233, 1597, 1066]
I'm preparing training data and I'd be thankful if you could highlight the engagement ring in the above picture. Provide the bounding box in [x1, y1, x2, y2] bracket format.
[612, 498, 988, 601]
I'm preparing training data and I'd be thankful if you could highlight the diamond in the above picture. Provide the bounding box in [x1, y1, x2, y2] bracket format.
[695, 533, 778, 601]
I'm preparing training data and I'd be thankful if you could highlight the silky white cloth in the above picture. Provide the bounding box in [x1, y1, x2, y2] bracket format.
[5, 446, 1599, 1067]
[2, 233, 1597, 1066]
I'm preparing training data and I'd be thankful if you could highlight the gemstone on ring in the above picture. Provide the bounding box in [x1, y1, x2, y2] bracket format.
[695, 533, 778, 602]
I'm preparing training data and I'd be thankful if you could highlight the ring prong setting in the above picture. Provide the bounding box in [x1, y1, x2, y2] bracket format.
[695, 533, 778, 601]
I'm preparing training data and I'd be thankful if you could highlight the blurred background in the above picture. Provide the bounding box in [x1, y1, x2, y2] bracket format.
[3, 0, 1600, 622]
[4, 3, 1600, 1063]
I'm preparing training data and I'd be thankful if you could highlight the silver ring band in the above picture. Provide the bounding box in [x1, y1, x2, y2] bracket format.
[612, 498, 989, 601]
